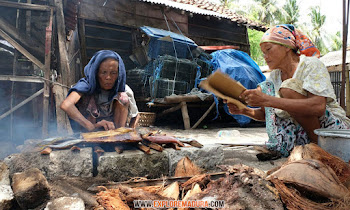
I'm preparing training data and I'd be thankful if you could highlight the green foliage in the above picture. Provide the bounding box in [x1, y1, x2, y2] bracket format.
[248, 29, 265, 66]
[280, 0, 300, 25]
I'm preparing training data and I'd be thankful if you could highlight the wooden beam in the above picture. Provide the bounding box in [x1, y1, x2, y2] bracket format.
[78, 18, 87, 67]
[0, 75, 44, 83]
[0, 17, 43, 55]
[0, 88, 44, 121]
[0, 0, 53, 11]
[42, 8, 53, 137]
[54, 0, 71, 86]
[0, 29, 45, 70]
[157, 102, 183, 118]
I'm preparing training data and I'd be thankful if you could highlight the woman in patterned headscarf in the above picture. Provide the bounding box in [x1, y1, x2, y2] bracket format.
[225, 24, 350, 157]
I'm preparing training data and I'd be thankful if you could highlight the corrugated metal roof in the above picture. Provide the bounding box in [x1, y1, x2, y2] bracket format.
[139, 0, 267, 31]
[319, 50, 350, 67]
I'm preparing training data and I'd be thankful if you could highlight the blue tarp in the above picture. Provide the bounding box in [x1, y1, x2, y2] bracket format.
[210, 49, 266, 126]
[140, 26, 197, 59]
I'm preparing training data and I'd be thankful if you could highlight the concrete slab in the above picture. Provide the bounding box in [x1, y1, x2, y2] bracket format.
[4, 148, 93, 178]
[97, 150, 169, 181]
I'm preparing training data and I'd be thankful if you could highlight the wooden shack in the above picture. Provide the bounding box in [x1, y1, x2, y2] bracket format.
[0, 0, 266, 143]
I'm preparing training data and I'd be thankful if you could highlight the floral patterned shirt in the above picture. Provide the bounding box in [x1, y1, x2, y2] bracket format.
[268, 55, 350, 125]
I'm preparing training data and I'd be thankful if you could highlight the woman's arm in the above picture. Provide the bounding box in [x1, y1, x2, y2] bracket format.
[242, 89, 326, 117]
[60, 91, 116, 131]
[60, 91, 96, 131]
[225, 101, 266, 121]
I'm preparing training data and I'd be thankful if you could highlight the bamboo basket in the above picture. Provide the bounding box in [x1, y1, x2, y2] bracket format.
[138, 112, 156, 127]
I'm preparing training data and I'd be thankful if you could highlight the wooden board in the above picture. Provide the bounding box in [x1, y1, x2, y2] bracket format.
[199, 70, 247, 110]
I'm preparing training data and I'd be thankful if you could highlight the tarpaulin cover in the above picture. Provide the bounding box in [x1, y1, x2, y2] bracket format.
[210, 49, 266, 126]
[140, 26, 197, 59]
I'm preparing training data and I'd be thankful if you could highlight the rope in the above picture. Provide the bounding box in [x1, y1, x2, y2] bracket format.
[170, 16, 194, 60]
[162, 12, 179, 95]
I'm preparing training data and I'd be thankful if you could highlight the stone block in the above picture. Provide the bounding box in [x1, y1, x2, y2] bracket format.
[0, 161, 10, 185]
[97, 150, 169, 181]
[45, 197, 85, 210]
[166, 144, 224, 176]
[0, 185, 13, 210]
[12, 168, 50, 209]
[4, 148, 93, 179]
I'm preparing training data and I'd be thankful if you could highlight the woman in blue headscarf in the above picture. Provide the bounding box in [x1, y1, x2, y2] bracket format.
[60, 50, 134, 131]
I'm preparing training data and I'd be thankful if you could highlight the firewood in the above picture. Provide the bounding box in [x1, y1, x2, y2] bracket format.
[40, 147, 52, 155]
[70, 146, 80, 151]
[167, 143, 181, 150]
[175, 156, 202, 177]
[136, 143, 151, 154]
[141, 140, 163, 152]
[158, 181, 180, 200]
[181, 174, 208, 188]
[182, 183, 202, 200]
[94, 146, 104, 155]
[114, 145, 124, 154]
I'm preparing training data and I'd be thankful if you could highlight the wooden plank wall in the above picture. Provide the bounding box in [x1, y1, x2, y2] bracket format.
[79, 0, 188, 34]
[188, 15, 250, 53]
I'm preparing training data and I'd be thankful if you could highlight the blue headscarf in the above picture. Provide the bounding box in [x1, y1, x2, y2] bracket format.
[68, 50, 126, 102]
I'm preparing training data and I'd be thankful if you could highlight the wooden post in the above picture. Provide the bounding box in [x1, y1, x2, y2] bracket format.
[78, 18, 87, 68]
[54, 0, 71, 86]
[42, 8, 53, 137]
[180, 101, 190, 130]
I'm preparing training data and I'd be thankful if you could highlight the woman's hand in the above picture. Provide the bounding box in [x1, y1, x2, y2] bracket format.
[240, 89, 269, 107]
[223, 99, 246, 115]
[118, 92, 129, 105]
[94, 120, 115, 131]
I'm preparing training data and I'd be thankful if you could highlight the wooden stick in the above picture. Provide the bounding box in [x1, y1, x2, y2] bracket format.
[94, 146, 105, 155]
[142, 140, 163, 152]
[157, 102, 183, 117]
[192, 101, 216, 129]
[40, 147, 52, 155]
[0, 88, 44, 120]
[0, 28, 44, 69]
[136, 143, 151, 154]
[0, 0, 53, 11]
[114, 145, 124, 154]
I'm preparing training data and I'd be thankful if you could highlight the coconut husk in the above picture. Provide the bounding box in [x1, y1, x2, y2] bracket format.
[270, 178, 350, 210]
[133, 185, 163, 194]
[118, 185, 171, 206]
[158, 181, 179, 200]
[266, 159, 349, 199]
[183, 183, 202, 200]
[174, 156, 202, 177]
[95, 187, 130, 210]
[288, 143, 350, 185]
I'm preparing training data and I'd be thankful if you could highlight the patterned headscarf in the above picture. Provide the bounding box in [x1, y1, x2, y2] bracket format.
[260, 24, 320, 58]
